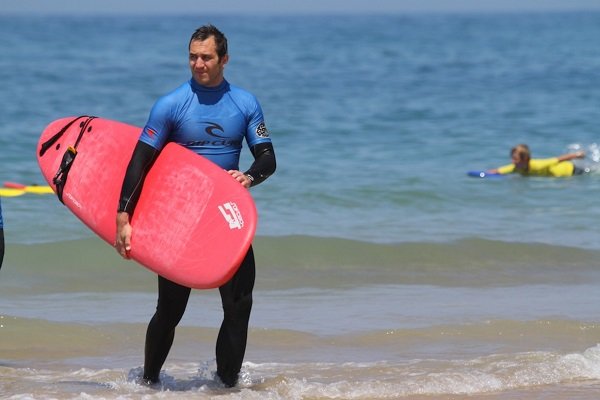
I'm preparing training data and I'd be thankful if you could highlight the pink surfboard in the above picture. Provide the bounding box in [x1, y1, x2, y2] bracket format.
[37, 116, 257, 289]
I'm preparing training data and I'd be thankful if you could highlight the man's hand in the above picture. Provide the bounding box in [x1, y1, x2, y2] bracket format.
[227, 170, 252, 189]
[115, 212, 132, 259]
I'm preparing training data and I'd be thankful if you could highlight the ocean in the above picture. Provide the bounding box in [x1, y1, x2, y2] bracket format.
[1, 11, 600, 399]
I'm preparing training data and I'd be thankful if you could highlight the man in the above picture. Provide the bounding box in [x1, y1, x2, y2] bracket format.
[115, 24, 276, 387]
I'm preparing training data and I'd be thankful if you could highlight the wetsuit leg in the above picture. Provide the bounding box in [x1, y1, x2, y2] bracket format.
[0, 229, 4, 271]
[143, 275, 191, 382]
[216, 246, 256, 387]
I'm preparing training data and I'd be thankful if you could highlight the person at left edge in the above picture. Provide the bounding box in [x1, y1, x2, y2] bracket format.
[0, 198, 4, 271]
[114, 24, 276, 387]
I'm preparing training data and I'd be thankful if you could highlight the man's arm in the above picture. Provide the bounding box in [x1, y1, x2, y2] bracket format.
[115, 141, 159, 258]
[228, 142, 276, 188]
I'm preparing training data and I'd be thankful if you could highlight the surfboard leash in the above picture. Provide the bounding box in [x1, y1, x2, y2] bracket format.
[43, 115, 97, 203]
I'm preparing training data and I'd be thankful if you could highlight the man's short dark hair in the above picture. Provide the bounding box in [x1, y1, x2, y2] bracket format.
[189, 24, 228, 59]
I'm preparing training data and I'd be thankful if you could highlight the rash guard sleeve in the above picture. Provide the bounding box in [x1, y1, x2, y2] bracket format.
[244, 142, 276, 187]
[118, 141, 159, 215]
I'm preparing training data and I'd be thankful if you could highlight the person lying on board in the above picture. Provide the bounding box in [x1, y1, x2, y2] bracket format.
[487, 143, 586, 177]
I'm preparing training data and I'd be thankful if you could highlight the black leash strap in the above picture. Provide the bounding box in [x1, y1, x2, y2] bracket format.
[47, 116, 97, 203]
[39, 115, 90, 157]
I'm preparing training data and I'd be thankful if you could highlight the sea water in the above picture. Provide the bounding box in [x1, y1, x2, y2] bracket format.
[2, 11, 600, 399]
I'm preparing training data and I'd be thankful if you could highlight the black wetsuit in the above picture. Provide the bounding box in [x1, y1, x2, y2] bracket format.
[118, 78, 275, 387]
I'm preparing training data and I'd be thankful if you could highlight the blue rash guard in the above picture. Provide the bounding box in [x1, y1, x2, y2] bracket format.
[138, 78, 271, 170]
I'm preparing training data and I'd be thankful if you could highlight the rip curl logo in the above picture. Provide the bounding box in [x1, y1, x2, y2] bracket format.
[256, 122, 269, 138]
[218, 202, 244, 230]
[204, 122, 226, 138]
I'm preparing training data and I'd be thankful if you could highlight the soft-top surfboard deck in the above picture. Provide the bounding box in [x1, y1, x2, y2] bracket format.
[37, 116, 257, 288]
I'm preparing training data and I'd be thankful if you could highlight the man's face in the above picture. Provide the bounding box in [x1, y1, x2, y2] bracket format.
[189, 36, 229, 87]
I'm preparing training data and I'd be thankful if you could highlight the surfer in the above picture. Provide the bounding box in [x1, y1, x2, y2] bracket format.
[0, 198, 4, 271]
[487, 144, 586, 177]
[115, 25, 276, 387]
